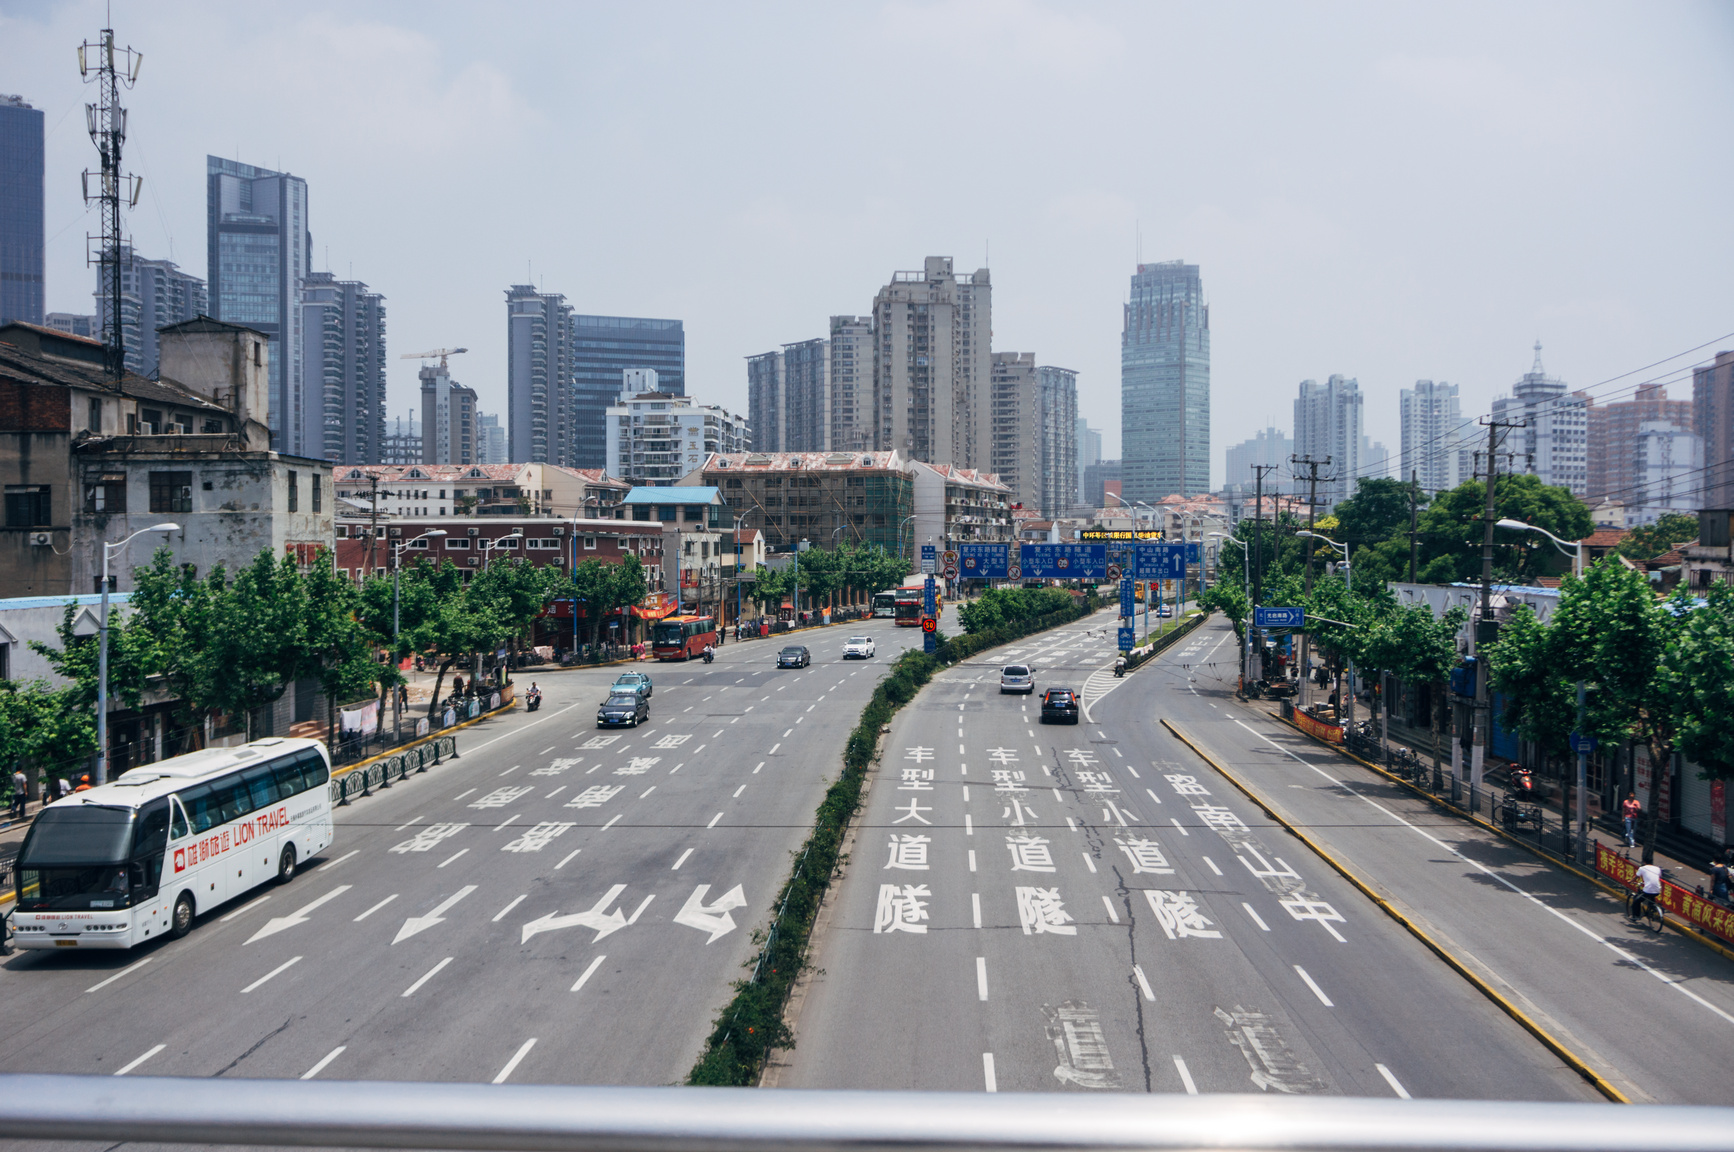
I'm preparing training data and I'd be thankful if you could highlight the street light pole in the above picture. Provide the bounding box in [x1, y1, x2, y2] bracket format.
[1210, 532, 1251, 693]
[97, 522, 179, 783]
[392, 529, 447, 742]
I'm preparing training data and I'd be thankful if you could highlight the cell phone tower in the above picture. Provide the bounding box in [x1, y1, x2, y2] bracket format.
[79, 22, 143, 386]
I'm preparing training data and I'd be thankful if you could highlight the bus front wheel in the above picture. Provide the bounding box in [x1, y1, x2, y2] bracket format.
[170, 893, 195, 939]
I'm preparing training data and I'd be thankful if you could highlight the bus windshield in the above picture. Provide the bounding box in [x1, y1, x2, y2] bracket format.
[18, 805, 137, 866]
[652, 622, 685, 646]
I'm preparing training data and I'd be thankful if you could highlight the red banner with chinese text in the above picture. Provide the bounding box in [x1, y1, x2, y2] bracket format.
[1294, 709, 1343, 745]
[1596, 842, 1734, 945]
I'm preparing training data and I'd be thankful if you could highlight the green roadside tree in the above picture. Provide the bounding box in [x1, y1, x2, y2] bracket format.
[1362, 602, 1467, 777]
[302, 554, 384, 745]
[192, 550, 315, 740]
[1616, 512, 1699, 561]
[1673, 580, 1734, 783]
[1333, 477, 1422, 550]
[1414, 474, 1593, 584]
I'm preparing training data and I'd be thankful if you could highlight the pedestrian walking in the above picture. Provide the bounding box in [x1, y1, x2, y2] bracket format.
[9, 768, 25, 819]
[1711, 854, 1732, 906]
[1620, 792, 1642, 848]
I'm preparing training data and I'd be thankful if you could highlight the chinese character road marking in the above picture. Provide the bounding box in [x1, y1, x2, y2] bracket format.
[1016, 887, 1078, 935]
[987, 747, 1020, 765]
[532, 758, 583, 776]
[904, 746, 935, 762]
[653, 734, 691, 749]
[1115, 836, 1175, 874]
[1278, 894, 1348, 941]
[874, 884, 931, 933]
[991, 769, 1028, 794]
[1191, 803, 1250, 836]
[501, 822, 576, 853]
[1044, 1000, 1121, 1088]
[893, 798, 933, 824]
[885, 834, 931, 870]
[469, 787, 534, 809]
[579, 735, 621, 749]
[1145, 890, 1223, 939]
[389, 823, 468, 853]
[1165, 773, 1212, 797]
[1007, 835, 1057, 872]
[614, 757, 662, 776]
[899, 768, 936, 791]
[1216, 1005, 1327, 1094]
[564, 785, 625, 809]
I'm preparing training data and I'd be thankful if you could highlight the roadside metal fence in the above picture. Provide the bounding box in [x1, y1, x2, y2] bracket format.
[329, 734, 459, 807]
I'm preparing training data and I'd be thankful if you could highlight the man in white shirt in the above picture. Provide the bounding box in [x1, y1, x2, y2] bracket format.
[1637, 863, 1663, 895]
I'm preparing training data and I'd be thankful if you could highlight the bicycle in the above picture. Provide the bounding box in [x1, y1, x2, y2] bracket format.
[1625, 888, 1665, 933]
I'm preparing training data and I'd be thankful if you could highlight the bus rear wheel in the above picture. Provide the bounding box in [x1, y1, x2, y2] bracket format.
[170, 893, 195, 939]
[277, 845, 297, 885]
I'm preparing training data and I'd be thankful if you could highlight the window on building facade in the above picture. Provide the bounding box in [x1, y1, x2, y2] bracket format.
[4, 485, 52, 527]
[84, 475, 127, 513]
[148, 472, 193, 515]
[287, 471, 300, 513]
[88, 398, 102, 432]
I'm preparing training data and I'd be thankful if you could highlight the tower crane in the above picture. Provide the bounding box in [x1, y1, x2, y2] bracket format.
[400, 347, 468, 368]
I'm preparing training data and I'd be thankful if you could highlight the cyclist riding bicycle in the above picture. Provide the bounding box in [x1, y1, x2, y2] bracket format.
[1630, 862, 1664, 921]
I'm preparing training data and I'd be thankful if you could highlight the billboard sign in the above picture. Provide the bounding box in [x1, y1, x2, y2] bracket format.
[1018, 543, 1106, 579]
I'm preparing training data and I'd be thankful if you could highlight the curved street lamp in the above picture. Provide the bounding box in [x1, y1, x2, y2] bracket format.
[97, 522, 180, 783]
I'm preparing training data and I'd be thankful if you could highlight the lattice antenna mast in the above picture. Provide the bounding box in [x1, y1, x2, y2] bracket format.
[79, 26, 143, 387]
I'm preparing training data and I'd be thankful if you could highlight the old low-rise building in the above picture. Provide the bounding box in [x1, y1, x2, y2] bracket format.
[2, 318, 332, 596]
[908, 460, 1014, 552]
[690, 450, 913, 555]
[332, 462, 629, 521]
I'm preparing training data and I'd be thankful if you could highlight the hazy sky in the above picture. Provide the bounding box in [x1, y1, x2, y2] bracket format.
[5, 1, 1731, 485]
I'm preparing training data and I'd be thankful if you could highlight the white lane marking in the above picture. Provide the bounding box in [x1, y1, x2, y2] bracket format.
[546, 786, 567, 799]
[495, 814, 522, 832]
[452, 788, 476, 801]
[1052, 788, 1064, 802]
[972, 893, 983, 928]
[1228, 715, 1734, 1027]
[965, 814, 974, 836]
[316, 849, 360, 872]
[982, 1052, 997, 1093]
[959, 744, 965, 754]
[492, 895, 527, 923]
[219, 895, 272, 923]
[1134, 965, 1156, 1001]
[1242, 902, 1271, 931]
[782, 728, 793, 738]
[1145, 788, 1163, 805]
[1377, 1063, 1412, 1099]
[807, 704, 816, 712]
[437, 849, 468, 868]
[241, 956, 302, 994]
[492, 1038, 537, 1084]
[768, 743, 780, 754]
[1169, 817, 1189, 836]
[684, 706, 693, 712]
[86, 958, 152, 994]
[247, 885, 354, 944]
[1112, 747, 1123, 758]
[1065, 817, 1078, 832]
[300, 1047, 346, 1080]
[732, 784, 746, 798]
[669, 763, 683, 774]
[502, 765, 522, 776]
[714, 729, 725, 737]
[394, 817, 424, 832]
[968, 850, 977, 872]
[571, 955, 607, 992]
[1295, 965, 1335, 1006]
[693, 745, 705, 754]
[392, 886, 478, 944]
[1082, 853, 1097, 873]
[1173, 1055, 1198, 1094]
[354, 894, 398, 922]
[1102, 895, 1120, 923]
[753, 761, 765, 773]
[1201, 856, 1224, 877]
[401, 957, 453, 998]
[707, 812, 724, 829]
[600, 814, 622, 830]
[114, 1045, 165, 1076]
[556, 849, 582, 869]
[1125, 764, 1140, 779]
[640, 786, 657, 799]
[976, 956, 989, 1001]
[672, 848, 695, 870]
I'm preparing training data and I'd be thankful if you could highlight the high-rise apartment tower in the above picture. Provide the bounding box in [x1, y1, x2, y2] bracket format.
[1122, 261, 1209, 502]
[1293, 375, 1362, 511]
[871, 257, 991, 467]
[0, 95, 45, 327]
[96, 246, 207, 378]
[300, 272, 385, 464]
[1400, 380, 1474, 494]
[505, 285, 571, 464]
[1491, 343, 1590, 498]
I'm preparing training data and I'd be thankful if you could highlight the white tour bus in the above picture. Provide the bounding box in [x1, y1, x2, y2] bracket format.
[10, 737, 334, 950]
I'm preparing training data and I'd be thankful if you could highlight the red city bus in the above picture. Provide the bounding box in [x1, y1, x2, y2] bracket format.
[652, 615, 717, 660]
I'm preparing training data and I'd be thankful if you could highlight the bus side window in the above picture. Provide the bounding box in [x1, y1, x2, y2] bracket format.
[297, 749, 330, 790]
[179, 783, 216, 834]
[241, 765, 280, 810]
[213, 773, 250, 825]
[168, 796, 189, 840]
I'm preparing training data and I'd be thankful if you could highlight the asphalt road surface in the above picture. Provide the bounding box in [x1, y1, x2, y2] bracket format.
[780, 610, 1604, 1100]
[0, 616, 919, 1089]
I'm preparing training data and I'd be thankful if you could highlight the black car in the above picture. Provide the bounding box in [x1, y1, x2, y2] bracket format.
[1040, 688, 1080, 724]
[597, 692, 650, 727]
[777, 645, 811, 668]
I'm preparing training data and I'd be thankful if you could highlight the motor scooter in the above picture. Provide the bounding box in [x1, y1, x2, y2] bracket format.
[526, 691, 542, 713]
[702, 648, 714, 664]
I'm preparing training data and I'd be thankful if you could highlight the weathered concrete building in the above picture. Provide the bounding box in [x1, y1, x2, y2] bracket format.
[0, 317, 333, 596]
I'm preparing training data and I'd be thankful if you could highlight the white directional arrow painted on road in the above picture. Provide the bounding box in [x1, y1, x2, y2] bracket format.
[520, 884, 629, 944]
[245, 885, 352, 944]
[392, 885, 478, 945]
[673, 884, 747, 944]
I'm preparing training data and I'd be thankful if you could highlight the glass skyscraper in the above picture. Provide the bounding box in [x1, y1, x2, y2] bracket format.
[207, 156, 310, 455]
[0, 95, 45, 327]
[1121, 261, 1209, 502]
[571, 315, 683, 469]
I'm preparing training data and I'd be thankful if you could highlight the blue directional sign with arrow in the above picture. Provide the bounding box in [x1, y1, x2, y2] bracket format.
[1254, 606, 1305, 629]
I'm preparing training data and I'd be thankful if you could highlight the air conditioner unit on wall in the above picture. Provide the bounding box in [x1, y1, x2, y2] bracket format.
[468, 527, 479, 537]
[552, 526, 565, 536]
[31, 532, 51, 547]
[468, 556, 479, 566]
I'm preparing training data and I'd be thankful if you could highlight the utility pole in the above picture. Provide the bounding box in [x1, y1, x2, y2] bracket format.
[79, 25, 143, 386]
[1291, 454, 1334, 711]
[366, 473, 381, 576]
[1249, 463, 1279, 686]
[1407, 469, 1420, 583]
[1471, 417, 1524, 795]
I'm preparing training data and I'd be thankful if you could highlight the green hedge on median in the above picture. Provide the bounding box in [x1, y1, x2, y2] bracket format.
[684, 590, 1103, 1087]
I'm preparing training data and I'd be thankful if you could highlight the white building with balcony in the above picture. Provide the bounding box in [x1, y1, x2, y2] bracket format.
[605, 391, 747, 487]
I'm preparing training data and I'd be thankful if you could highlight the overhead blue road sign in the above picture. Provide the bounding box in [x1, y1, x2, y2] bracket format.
[1254, 606, 1305, 629]
[1019, 543, 1107, 579]
[958, 543, 1010, 579]
[1186, 542, 1201, 564]
[1134, 542, 1187, 579]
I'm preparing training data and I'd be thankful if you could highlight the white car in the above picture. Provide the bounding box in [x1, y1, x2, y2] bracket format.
[1000, 664, 1034, 694]
[842, 636, 877, 659]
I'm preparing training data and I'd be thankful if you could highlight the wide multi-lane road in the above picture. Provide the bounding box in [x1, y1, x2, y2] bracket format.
[0, 616, 919, 1087]
[780, 610, 1604, 1100]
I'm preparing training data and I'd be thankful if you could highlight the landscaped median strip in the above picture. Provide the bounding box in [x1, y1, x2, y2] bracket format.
[685, 598, 1104, 1087]
[1269, 710, 1734, 969]
[1159, 717, 1629, 1104]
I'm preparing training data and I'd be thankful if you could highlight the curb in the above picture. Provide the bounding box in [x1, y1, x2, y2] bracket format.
[1266, 710, 1734, 968]
[331, 698, 517, 781]
[1159, 717, 1629, 1104]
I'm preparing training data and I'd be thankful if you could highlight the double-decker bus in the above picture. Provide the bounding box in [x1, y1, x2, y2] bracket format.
[10, 738, 334, 950]
[652, 614, 717, 660]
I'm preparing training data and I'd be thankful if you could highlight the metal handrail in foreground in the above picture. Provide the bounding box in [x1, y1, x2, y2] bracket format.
[0, 1076, 1731, 1152]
